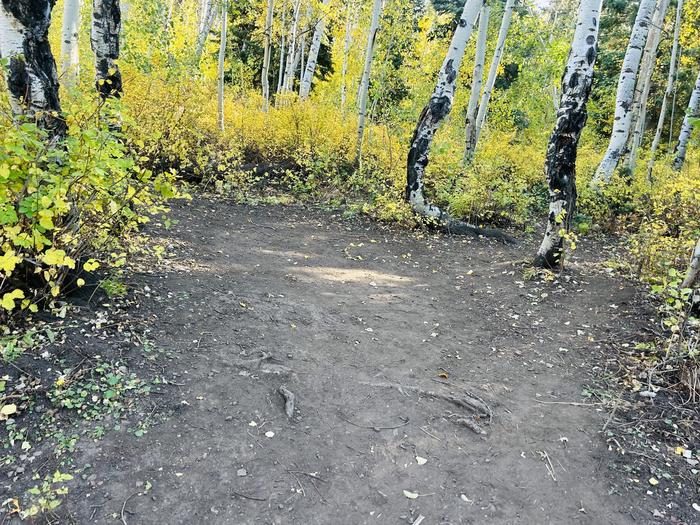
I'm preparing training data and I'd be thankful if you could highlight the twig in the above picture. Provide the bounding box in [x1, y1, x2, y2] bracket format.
[230, 490, 268, 501]
[338, 413, 409, 432]
[419, 426, 441, 441]
[120, 492, 140, 525]
[286, 470, 327, 483]
[534, 399, 602, 407]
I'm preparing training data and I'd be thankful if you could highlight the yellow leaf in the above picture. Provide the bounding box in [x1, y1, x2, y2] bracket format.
[0, 403, 17, 418]
[51, 285, 60, 297]
[1, 289, 24, 310]
[76, 278, 85, 287]
[0, 250, 22, 274]
[649, 477, 659, 486]
[84, 259, 100, 272]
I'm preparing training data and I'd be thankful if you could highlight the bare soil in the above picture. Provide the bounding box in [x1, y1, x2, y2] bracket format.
[3, 198, 696, 524]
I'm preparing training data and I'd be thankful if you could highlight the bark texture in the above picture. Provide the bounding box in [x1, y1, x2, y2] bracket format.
[407, 0, 509, 240]
[672, 69, 700, 171]
[592, 0, 656, 185]
[0, 0, 65, 138]
[91, 0, 122, 100]
[647, 0, 683, 180]
[217, 0, 227, 131]
[340, 1, 354, 110]
[469, 0, 514, 159]
[534, 0, 602, 269]
[276, 3, 287, 94]
[195, 0, 216, 62]
[60, 0, 80, 86]
[626, 0, 670, 173]
[464, 3, 489, 162]
[261, 0, 274, 110]
[683, 237, 700, 312]
[355, 0, 383, 160]
[299, 0, 328, 101]
[281, 0, 301, 93]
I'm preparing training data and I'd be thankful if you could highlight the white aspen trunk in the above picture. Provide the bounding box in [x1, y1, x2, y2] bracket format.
[673, 69, 700, 171]
[647, 0, 683, 181]
[92, 0, 123, 101]
[683, 237, 700, 289]
[0, 0, 65, 139]
[464, 3, 489, 162]
[626, 0, 670, 173]
[535, 0, 603, 269]
[299, 0, 329, 100]
[61, 0, 81, 86]
[469, 0, 515, 158]
[195, 0, 216, 63]
[355, 0, 383, 161]
[592, 0, 656, 185]
[406, 0, 487, 232]
[218, 0, 227, 131]
[261, 0, 274, 110]
[282, 0, 301, 93]
[340, 1, 354, 110]
[277, 2, 287, 94]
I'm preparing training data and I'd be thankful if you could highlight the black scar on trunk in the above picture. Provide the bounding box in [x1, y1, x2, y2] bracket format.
[2, 0, 66, 139]
[92, 0, 123, 99]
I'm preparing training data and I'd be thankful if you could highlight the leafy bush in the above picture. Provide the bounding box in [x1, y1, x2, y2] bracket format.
[0, 94, 181, 321]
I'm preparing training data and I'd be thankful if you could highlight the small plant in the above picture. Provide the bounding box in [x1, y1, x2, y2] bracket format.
[19, 470, 73, 519]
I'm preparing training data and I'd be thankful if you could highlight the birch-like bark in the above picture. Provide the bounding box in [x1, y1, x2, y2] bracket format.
[0, 0, 66, 139]
[469, 0, 515, 158]
[195, 0, 216, 63]
[217, 0, 227, 131]
[299, 0, 329, 100]
[277, 2, 287, 94]
[648, 0, 683, 180]
[672, 69, 700, 171]
[626, 0, 670, 173]
[683, 237, 700, 311]
[281, 0, 301, 93]
[355, 0, 383, 161]
[340, 1, 354, 110]
[592, 0, 656, 185]
[534, 0, 603, 269]
[61, 0, 80, 86]
[261, 0, 274, 110]
[406, 0, 488, 234]
[464, 3, 489, 162]
[91, 0, 123, 100]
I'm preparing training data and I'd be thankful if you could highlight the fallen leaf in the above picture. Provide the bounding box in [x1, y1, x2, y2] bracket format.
[265, 431, 275, 438]
[648, 477, 659, 486]
[416, 456, 427, 465]
[403, 490, 419, 499]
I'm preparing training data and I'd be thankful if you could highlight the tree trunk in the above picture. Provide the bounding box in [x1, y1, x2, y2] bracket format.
[281, 0, 301, 93]
[91, 0, 123, 100]
[195, 0, 216, 63]
[61, 0, 80, 87]
[626, 0, 670, 173]
[534, 0, 603, 269]
[261, 0, 274, 110]
[340, 1, 354, 110]
[276, 2, 287, 94]
[592, 0, 656, 185]
[464, 3, 489, 162]
[647, 0, 683, 181]
[673, 69, 700, 171]
[682, 237, 700, 313]
[407, 0, 503, 238]
[299, 0, 329, 101]
[355, 0, 383, 161]
[0, 0, 65, 140]
[469, 0, 515, 158]
[217, 0, 227, 131]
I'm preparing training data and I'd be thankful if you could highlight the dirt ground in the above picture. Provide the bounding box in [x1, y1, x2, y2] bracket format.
[3, 198, 694, 524]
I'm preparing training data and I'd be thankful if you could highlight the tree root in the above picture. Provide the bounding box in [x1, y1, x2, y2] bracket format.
[443, 218, 516, 244]
[361, 381, 491, 434]
[279, 386, 296, 418]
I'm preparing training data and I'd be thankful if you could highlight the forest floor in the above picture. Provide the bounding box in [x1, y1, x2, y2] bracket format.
[2, 197, 699, 524]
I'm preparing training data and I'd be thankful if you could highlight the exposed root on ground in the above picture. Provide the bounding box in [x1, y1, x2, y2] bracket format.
[279, 385, 296, 418]
[362, 381, 491, 434]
